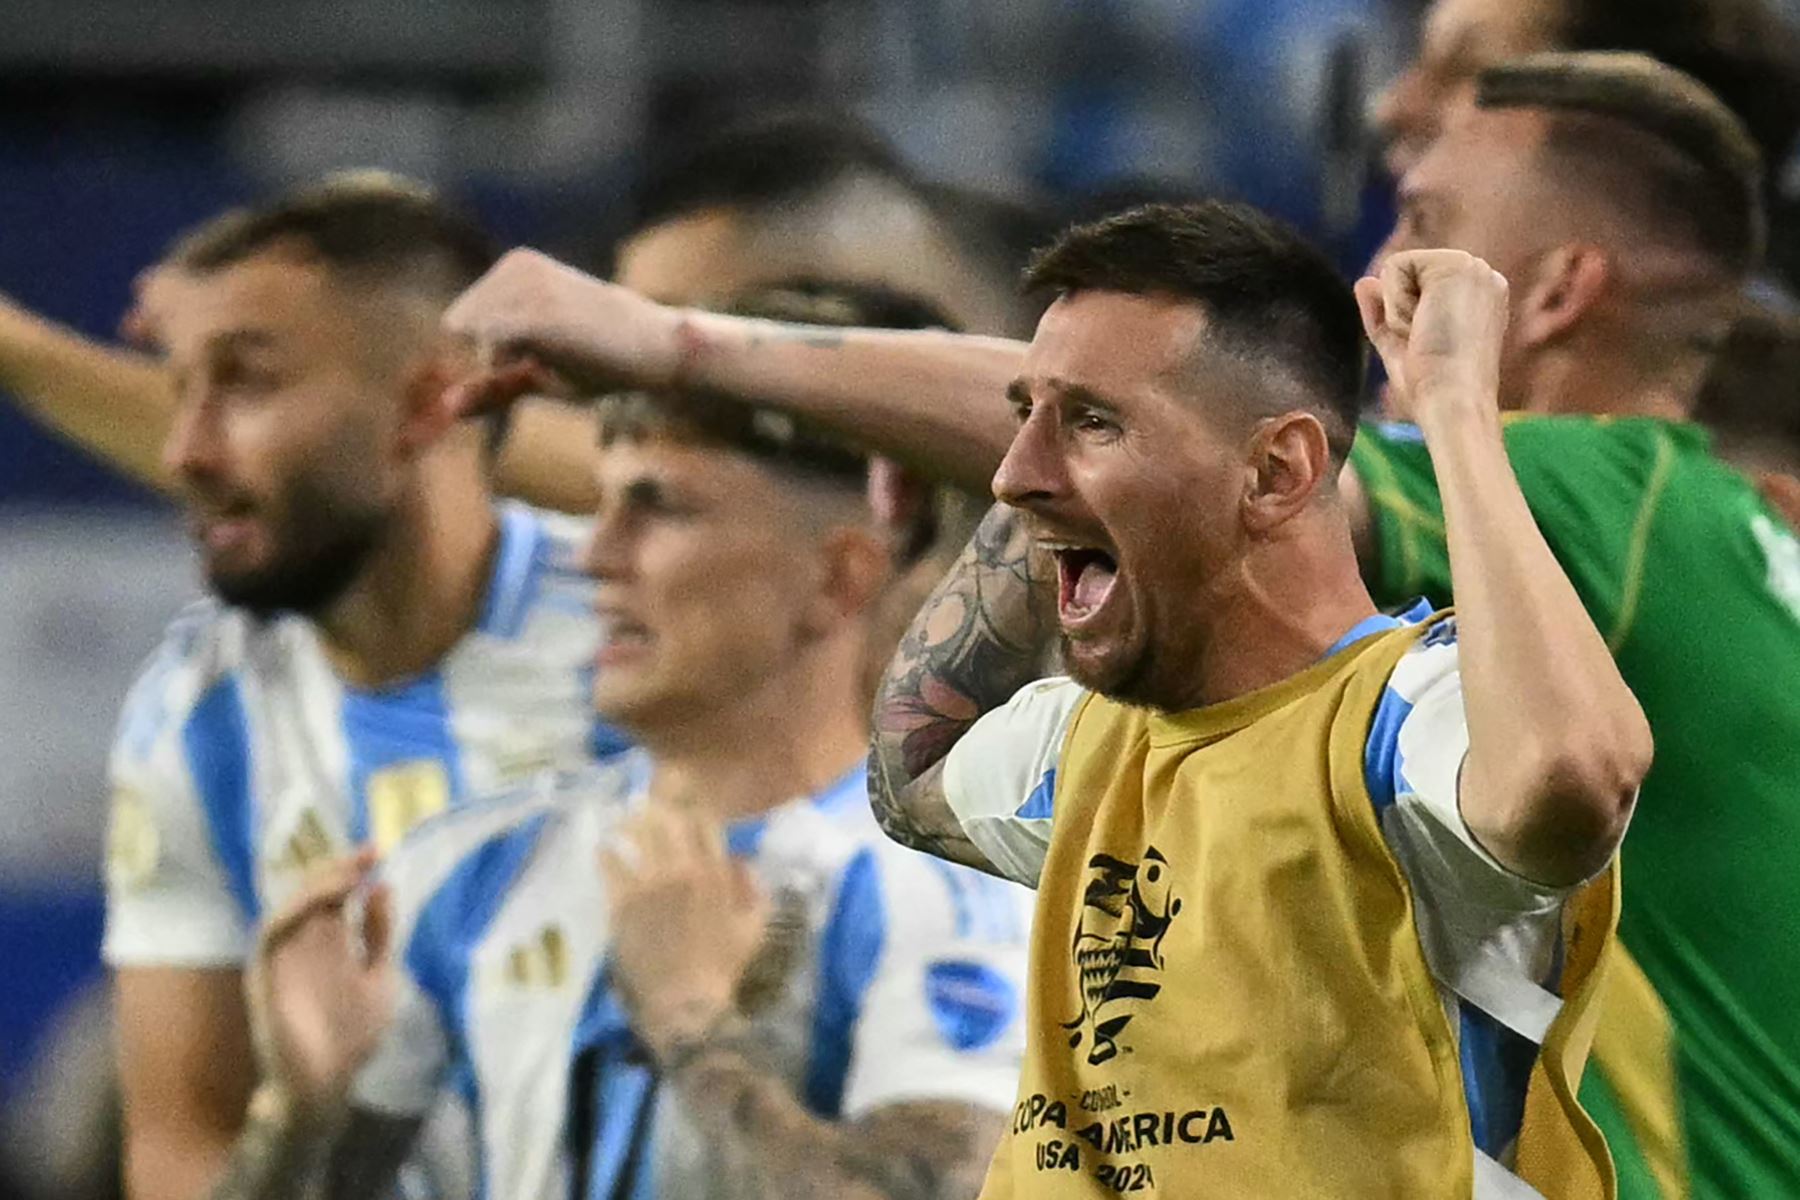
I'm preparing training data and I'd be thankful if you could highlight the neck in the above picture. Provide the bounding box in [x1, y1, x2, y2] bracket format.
[638, 641, 871, 823]
[1182, 508, 1379, 708]
[317, 455, 498, 687]
[1516, 340, 1699, 423]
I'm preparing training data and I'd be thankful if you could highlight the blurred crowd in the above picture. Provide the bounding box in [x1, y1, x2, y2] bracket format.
[2, 0, 1800, 1198]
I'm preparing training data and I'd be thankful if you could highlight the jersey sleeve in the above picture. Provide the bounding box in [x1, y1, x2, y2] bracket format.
[103, 620, 256, 968]
[940, 678, 1086, 888]
[834, 847, 1032, 1119]
[1366, 630, 1571, 991]
[1350, 418, 1681, 647]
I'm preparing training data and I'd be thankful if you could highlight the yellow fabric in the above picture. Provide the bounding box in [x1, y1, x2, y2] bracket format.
[979, 621, 1618, 1199]
[1588, 949, 1689, 1199]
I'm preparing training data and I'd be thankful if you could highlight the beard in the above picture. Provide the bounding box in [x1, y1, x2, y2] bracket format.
[1060, 631, 1169, 711]
[204, 478, 389, 620]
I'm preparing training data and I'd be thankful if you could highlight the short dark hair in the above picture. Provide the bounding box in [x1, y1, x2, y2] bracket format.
[629, 112, 913, 233]
[1023, 201, 1366, 460]
[1478, 52, 1767, 276]
[1556, 0, 1800, 172]
[1693, 305, 1800, 459]
[168, 171, 498, 300]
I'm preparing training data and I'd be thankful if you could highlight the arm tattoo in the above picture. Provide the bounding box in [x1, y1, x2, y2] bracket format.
[672, 1048, 1003, 1200]
[208, 1099, 420, 1200]
[869, 503, 1056, 864]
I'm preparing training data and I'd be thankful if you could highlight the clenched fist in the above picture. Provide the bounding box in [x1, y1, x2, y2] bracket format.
[1355, 249, 1510, 418]
[441, 248, 687, 417]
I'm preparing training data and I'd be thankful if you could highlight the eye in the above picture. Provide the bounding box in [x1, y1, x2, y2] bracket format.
[1072, 407, 1120, 437]
[1008, 395, 1033, 425]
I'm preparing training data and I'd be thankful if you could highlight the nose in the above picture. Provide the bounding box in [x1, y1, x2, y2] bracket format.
[580, 507, 635, 584]
[162, 397, 225, 482]
[992, 406, 1067, 512]
[1370, 68, 1434, 178]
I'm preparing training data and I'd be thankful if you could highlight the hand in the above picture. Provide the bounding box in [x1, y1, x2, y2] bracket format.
[599, 805, 772, 1059]
[245, 850, 396, 1123]
[119, 263, 194, 351]
[441, 248, 686, 418]
[1356, 249, 1510, 419]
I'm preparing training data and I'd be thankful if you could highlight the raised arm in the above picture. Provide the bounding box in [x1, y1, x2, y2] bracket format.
[0, 293, 175, 489]
[1358, 250, 1653, 886]
[868, 504, 1058, 872]
[442, 249, 1023, 492]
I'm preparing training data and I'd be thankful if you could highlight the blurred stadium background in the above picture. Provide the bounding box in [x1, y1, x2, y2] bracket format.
[4, 1, 1799, 1195]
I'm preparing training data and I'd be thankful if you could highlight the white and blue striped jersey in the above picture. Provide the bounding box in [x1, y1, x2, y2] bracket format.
[353, 752, 1035, 1200]
[940, 605, 1579, 1178]
[103, 502, 631, 967]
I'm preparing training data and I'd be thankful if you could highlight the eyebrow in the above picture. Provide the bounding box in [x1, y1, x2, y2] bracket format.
[1006, 377, 1121, 413]
[208, 329, 281, 352]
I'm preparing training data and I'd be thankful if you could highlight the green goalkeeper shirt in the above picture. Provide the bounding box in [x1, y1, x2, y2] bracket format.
[1351, 415, 1800, 1199]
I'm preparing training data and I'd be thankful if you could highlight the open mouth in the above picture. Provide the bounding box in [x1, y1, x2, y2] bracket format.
[595, 609, 654, 662]
[1051, 546, 1120, 627]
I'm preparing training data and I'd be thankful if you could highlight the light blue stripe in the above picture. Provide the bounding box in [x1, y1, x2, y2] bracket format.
[1458, 1001, 1536, 1158]
[1325, 613, 1403, 659]
[804, 848, 885, 1116]
[1362, 688, 1416, 814]
[404, 811, 551, 1200]
[478, 506, 547, 638]
[1017, 769, 1056, 820]
[183, 677, 259, 920]
[927, 858, 975, 938]
[341, 671, 466, 845]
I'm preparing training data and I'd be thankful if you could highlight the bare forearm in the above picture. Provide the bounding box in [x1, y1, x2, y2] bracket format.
[673, 1049, 995, 1200]
[0, 304, 173, 489]
[493, 398, 602, 514]
[869, 504, 1056, 865]
[1422, 402, 1651, 883]
[678, 312, 1024, 492]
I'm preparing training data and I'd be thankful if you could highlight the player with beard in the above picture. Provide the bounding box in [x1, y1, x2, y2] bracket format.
[192, 382, 1032, 1200]
[443, 54, 1800, 1197]
[99, 176, 632, 1200]
[447, 205, 1651, 1197]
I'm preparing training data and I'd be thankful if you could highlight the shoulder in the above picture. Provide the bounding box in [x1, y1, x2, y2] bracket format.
[384, 757, 633, 902]
[111, 599, 295, 766]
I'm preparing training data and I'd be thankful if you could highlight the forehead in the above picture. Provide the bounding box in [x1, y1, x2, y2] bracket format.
[613, 210, 760, 306]
[595, 429, 800, 508]
[1409, 105, 1548, 195]
[157, 251, 345, 349]
[1422, 0, 1563, 66]
[1021, 291, 1211, 400]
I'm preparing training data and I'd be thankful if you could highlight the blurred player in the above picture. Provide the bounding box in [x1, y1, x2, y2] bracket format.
[442, 53, 1800, 1198]
[1371, 0, 1800, 184]
[98, 176, 629, 1200]
[201, 353, 1032, 1200]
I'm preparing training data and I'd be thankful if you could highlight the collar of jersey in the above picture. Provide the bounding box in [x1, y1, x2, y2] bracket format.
[620, 752, 868, 857]
[1144, 599, 1432, 747]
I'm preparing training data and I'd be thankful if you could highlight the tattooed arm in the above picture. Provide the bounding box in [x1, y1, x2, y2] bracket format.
[671, 1043, 1003, 1200]
[869, 504, 1057, 872]
[206, 1090, 420, 1200]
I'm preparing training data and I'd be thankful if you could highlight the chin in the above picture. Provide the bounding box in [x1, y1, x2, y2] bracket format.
[1062, 635, 1176, 712]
